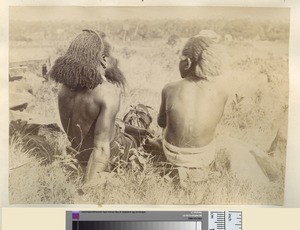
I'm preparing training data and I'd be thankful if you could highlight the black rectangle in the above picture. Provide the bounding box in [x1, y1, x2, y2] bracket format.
[72, 221, 78, 230]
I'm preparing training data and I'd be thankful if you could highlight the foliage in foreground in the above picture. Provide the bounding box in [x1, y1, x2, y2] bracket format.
[9, 131, 284, 205]
[9, 39, 288, 205]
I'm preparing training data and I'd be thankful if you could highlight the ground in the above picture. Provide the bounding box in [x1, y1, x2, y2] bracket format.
[9, 38, 288, 205]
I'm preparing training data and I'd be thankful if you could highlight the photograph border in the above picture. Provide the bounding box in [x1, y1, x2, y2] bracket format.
[1, 0, 300, 210]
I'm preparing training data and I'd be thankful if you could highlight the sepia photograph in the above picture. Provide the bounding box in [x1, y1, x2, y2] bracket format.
[8, 6, 289, 205]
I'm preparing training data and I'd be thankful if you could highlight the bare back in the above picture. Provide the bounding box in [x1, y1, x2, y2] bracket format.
[58, 82, 120, 154]
[158, 78, 227, 148]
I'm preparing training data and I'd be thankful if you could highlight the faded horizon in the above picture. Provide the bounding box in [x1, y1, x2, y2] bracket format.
[10, 6, 289, 22]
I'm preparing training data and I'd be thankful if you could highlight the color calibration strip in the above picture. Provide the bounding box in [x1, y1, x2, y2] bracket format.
[67, 211, 242, 230]
[72, 221, 201, 230]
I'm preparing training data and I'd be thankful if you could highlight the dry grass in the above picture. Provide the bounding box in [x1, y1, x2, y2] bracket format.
[9, 134, 78, 204]
[9, 39, 288, 205]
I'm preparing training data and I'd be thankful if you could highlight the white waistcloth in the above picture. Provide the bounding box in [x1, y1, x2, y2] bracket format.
[163, 136, 271, 185]
[162, 139, 216, 168]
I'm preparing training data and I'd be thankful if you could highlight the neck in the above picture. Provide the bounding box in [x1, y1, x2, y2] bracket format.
[184, 75, 207, 82]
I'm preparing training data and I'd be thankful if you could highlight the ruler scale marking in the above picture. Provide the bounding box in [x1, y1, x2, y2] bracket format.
[208, 211, 242, 230]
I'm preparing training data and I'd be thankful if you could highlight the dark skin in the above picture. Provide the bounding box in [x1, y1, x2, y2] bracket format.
[158, 58, 228, 148]
[58, 53, 151, 184]
[53, 30, 155, 185]
[156, 38, 272, 184]
[58, 80, 121, 183]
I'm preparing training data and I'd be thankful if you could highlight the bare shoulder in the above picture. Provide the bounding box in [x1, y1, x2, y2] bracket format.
[58, 84, 69, 98]
[162, 80, 181, 95]
[210, 77, 229, 102]
[93, 82, 121, 106]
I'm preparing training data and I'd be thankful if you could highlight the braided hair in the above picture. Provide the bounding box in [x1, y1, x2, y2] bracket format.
[49, 30, 105, 90]
[180, 35, 224, 80]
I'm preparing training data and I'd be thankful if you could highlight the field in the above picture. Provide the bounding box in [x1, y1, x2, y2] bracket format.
[9, 27, 289, 205]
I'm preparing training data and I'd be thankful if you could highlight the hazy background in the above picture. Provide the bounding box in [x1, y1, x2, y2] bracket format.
[10, 6, 290, 22]
[8, 6, 290, 205]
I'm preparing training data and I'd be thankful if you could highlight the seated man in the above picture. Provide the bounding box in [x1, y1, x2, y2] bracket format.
[157, 35, 228, 183]
[49, 30, 146, 184]
[158, 35, 272, 185]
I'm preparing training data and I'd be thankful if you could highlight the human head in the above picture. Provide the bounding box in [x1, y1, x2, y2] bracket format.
[50, 30, 126, 90]
[102, 37, 127, 91]
[49, 30, 106, 90]
[179, 35, 225, 80]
